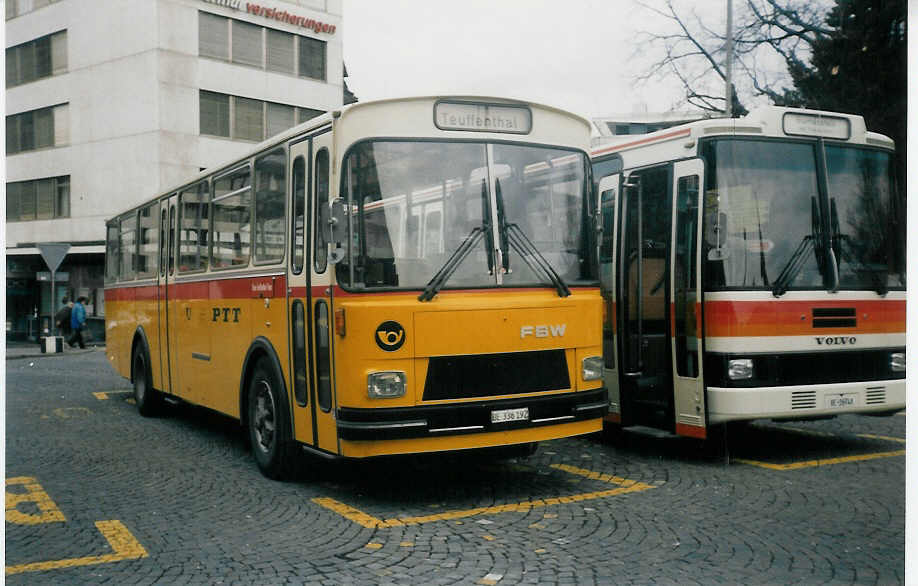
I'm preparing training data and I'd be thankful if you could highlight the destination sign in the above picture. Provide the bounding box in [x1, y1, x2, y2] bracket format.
[783, 112, 851, 140]
[434, 101, 532, 134]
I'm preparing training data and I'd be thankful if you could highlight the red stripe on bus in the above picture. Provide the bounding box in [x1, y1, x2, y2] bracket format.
[591, 128, 691, 157]
[704, 299, 905, 337]
[105, 274, 287, 301]
[676, 423, 706, 439]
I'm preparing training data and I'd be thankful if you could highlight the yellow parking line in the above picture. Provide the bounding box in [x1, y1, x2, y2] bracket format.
[6, 520, 148, 575]
[6, 477, 66, 525]
[735, 449, 905, 471]
[857, 434, 905, 444]
[93, 391, 133, 400]
[313, 464, 656, 528]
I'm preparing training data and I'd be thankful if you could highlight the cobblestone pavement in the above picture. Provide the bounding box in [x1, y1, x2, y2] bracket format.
[5, 351, 906, 584]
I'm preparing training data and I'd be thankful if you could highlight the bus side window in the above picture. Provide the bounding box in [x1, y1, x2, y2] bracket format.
[106, 222, 121, 282]
[168, 204, 176, 275]
[178, 182, 210, 272]
[291, 156, 306, 274]
[212, 166, 252, 269]
[315, 300, 332, 412]
[160, 207, 167, 278]
[314, 148, 330, 273]
[120, 214, 137, 281]
[254, 148, 286, 264]
[292, 300, 307, 406]
[674, 175, 699, 378]
[137, 202, 158, 278]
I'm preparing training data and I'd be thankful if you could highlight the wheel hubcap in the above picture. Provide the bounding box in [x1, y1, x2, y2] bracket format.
[252, 380, 275, 453]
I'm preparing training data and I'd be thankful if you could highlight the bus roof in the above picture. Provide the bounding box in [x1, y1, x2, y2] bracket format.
[108, 95, 591, 224]
[591, 106, 894, 159]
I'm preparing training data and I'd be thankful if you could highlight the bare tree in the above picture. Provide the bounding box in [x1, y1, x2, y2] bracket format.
[634, 0, 832, 115]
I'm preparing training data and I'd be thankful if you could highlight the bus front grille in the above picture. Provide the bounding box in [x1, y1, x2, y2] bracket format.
[423, 350, 570, 401]
[791, 391, 817, 409]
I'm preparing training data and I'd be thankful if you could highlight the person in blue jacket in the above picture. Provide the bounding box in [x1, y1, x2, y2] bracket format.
[68, 296, 88, 349]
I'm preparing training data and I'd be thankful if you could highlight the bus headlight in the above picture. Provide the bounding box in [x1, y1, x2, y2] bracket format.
[582, 356, 604, 381]
[890, 352, 905, 373]
[367, 371, 406, 399]
[727, 358, 754, 380]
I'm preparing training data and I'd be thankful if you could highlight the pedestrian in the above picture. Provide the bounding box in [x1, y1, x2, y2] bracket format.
[55, 297, 73, 339]
[68, 296, 88, 349]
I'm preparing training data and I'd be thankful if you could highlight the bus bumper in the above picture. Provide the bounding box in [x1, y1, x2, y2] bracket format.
[707, 379, 906, 424]
[336, 388, 607, 458]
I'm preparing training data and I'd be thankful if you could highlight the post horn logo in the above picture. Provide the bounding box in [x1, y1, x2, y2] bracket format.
[375, 321, 406, 351]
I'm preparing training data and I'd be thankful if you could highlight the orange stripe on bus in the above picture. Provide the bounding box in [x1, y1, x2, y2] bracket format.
[704, 299, 905, 337]
[591, 128, 691, 157]
[675, 423, 706, 439]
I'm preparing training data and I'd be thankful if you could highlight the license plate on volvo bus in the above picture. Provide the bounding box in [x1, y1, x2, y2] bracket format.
[491, 407, 529, 423]
[825, 393, 857, 409]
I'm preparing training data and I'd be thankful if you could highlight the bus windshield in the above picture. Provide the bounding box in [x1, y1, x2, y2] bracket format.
[701, 139, 904, 292]
[338, 140, 594, 291]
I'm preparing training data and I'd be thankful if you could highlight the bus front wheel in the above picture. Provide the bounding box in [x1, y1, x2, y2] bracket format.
[247, 358, 294, 480]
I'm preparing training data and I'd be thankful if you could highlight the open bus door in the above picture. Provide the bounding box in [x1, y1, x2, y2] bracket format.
[670, 159, 707, 438]
[618, 166, 674, 430]
[597, 174, 621, 421]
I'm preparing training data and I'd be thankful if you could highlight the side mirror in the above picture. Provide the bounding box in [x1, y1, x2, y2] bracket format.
[328, 198, 347, 265]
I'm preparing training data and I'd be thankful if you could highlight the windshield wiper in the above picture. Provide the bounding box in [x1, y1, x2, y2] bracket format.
[418, 180, 492, 302]
[504, 223, 571, 298]
[771, 235, 814, 297]
[417, 226, 485, 302]
[494, 178, 570, 297]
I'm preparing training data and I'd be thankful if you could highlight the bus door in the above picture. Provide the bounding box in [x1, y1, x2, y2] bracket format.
[670, 159, 706, 438]
[287, 129, 337, 454]
[597, 174, 621, 419]
[163, 194, 180, 397]
[618, 165, 673, 430]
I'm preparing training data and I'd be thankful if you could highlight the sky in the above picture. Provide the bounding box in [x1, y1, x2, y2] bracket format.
[340, 0, 712, 123]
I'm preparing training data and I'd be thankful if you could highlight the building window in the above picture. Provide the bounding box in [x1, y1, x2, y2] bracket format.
[298, 35, 326, 81]
[266, 102, 295, 138]
[6, 176, 70, 222]
[266, 29, 295, 75]
[232, 20, 263, 68]
[198, 11, 326, 81]
[297, 106, 323, 124]
[234, 96, 264, 142]
[200, 91, 323, 142]
[199, 12, 229, 60]
[200, 91, 230, 137]
[6, 30, 67, 87]
[6, 103, 68, 154]
[6, 0, 62, 20]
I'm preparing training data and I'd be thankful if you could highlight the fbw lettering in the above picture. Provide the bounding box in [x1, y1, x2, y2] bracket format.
[520, 324, 566, 338]
[212, 307, 242, 322]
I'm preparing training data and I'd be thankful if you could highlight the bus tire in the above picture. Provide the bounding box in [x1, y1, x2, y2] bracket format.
[132, 343, 162, 417]
[248, 358, 294, 480]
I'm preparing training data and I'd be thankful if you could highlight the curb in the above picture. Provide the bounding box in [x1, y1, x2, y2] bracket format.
[6, 346, 105, 360]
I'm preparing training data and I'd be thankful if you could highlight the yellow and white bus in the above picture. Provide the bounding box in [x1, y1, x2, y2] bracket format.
[105, 96, 607, 478]
[592, 107, 905, 439]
